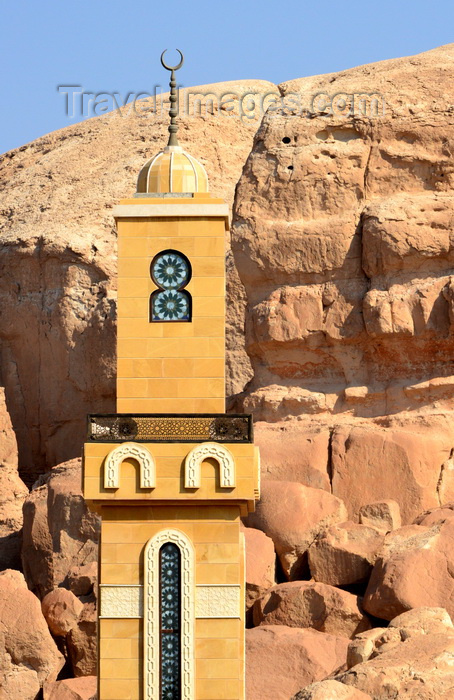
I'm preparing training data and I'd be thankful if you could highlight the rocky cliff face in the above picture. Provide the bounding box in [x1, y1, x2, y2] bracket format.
[233, 44, 454, 416]
[231, 43, 454, 522]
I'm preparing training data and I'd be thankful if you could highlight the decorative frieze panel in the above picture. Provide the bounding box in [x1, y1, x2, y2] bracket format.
[99, 583, 241, 621]
[99, 585, 143, 618]
[195, 585, 241, 618]
[87, 413, 253, 443]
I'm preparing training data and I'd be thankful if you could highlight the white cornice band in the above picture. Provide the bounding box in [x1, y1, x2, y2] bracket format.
[113, 203, 229, 220]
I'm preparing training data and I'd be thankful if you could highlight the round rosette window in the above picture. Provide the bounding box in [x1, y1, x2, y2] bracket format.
[150, 250, 192, 322]
[152, 251, 190, 289]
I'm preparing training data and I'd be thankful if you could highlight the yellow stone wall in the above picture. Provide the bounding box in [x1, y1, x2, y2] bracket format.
[98, 505, 245, 700]
[116, 197, 228, 415]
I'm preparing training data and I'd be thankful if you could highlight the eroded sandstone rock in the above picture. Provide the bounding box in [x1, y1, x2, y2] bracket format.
[331, 422, 450, 522]
[22, 458, 100, 598]
[245, 480, 347, 578]
[43, 676, 97, 700]
[0, 387, 18, 467]
[0, 387, 28, 571]
[42, 588, 84, 637]
[338, 632, 454, 699]
[292, 680, 372, 700]
[0, 568, 28, 587]
[229, 44, 454, 525]
[246, 625, 349, 700]
[2, 45, 454, 528]
[232, 44, 454, 421]
[363, 520, 454, 620]
[308, 521, 384, 586]
[252, 580, 370, 639]
[41, 587, 97, 679]
[67, 600, 97, 677]
[0, 668, 41, 700]
[438, 453, 454, 505]
[414, 502, 454, 526]
[66, 562, 97, 597]
[358, 500, 401, 533]
[254, 422, 331, 491]
[243, 526, 276, 610]
[347, 608, 453, 684]
[389, 606, 454, 638]
[0, 569, 64, 696]
[0, 463, 28, 571]
[347, 627, 403, 668]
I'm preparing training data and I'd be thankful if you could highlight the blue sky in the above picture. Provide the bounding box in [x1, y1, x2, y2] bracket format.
[1, 0, 453, 154]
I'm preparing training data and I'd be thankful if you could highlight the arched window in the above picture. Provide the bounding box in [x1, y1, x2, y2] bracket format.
[160, 543, 181, 699]
[150, 250, 192, 322]
[144, 530, 194, 700]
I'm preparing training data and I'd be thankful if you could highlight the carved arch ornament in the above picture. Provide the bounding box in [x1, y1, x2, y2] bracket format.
[104, 441, 236, 491]
[104, 442, 156, 489]
[184, 442, 236, 489]
[144, 529, 195, 700]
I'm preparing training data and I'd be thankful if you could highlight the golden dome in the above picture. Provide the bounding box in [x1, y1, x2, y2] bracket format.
[137, 145, 209, 194]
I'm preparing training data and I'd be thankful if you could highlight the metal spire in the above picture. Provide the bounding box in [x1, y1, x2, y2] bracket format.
[160, 49, 184, 147]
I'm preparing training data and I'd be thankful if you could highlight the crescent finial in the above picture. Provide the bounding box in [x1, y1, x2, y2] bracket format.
[160, 49, 184, 72]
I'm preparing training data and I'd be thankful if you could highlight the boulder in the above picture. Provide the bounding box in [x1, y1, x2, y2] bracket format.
[308, 521, 384, 586]
[43, 676, 97, 700]
[67, 600, 97, 677]
[0, 387, 28, 571]
[389, 606, 454, 638]
[292, 680, 372, 699]
[414, 502, 454, 526]
[0, 464, 29, 571]
[252, 580, 370, 639]
[0, 567, 28, 587]
[358, 500, 401, 533]
[42, 588, 84, 637]
[0, 386, 18, 467]
[22, 458, 100, 598]
[0, 667, 41, 700]
[0, 569, 64, 696]
[40, 585, 97, 678]
[363, 520, 454, 621]
[243, 383, 327, 421]
[338, 632, 454, 699]
[246, 625, 349, 700]
[66, 562, 98, 597]
[243, 526, 276, 609]
[246, 480, 347, 578]
[347, 627, 403, 668]
[347, 607, 454, 670]
[438, 454, 454, 505]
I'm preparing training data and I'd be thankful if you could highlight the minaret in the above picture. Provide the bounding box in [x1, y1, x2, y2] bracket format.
[83, 51, 260, 700]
